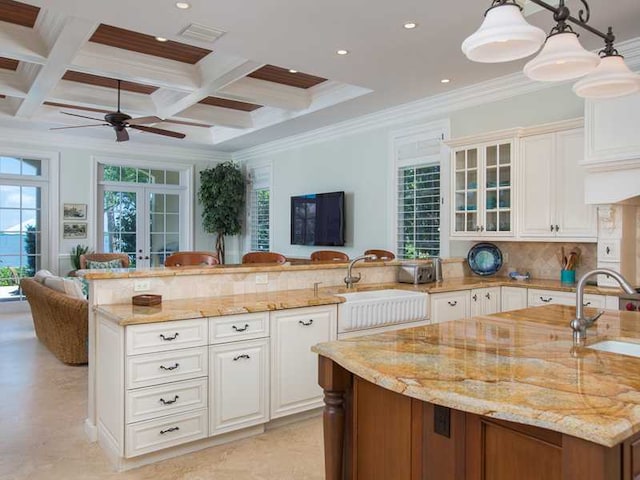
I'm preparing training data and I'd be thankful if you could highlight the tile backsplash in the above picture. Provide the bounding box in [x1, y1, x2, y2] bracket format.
[489, 242, 597, 280]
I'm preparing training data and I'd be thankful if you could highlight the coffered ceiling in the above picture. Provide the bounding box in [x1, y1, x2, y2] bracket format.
[0, 0, 638, 151]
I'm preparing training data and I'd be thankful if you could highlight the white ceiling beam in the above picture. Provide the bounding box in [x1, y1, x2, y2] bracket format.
[152, 54, 263, 119]
[15, 15, 99, 118]
[217, 77, 312, 111]
[0, 21, 47, 64]
[0, 70, 29, 98]
[71, 43, 200, 92]
[173, 103, 253, 129]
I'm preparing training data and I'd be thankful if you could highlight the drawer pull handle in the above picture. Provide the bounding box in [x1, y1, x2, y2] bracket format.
[583, 301, 592, 307]
[159, 395, 179, 405]
[159, 363, 180, 371]
[299, 319, 314, 326]
[540, 297, 552, 303]
[159, 333, 179, 341]
[232, 324, 249, 332]
[447, 301, 458, 307]
[233, 354, 251, 361]
[159, 426, 180, 435]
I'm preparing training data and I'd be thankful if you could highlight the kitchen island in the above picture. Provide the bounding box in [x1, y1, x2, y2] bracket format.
[313, 305, 640, 480]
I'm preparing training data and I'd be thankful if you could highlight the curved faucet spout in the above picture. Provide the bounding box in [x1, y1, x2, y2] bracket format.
[572, 268, 636, 344]
[344, 254, 377, 289]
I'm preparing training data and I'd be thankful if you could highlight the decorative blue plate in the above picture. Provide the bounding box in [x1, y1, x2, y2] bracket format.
[467, 243, 503, 276]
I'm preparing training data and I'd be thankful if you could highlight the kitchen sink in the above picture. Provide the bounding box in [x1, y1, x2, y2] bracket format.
[588, 340, 640, 358]
[337, 289, 427, 334]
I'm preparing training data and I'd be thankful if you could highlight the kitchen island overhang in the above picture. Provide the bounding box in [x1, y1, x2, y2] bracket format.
[313, 305, 640, 480]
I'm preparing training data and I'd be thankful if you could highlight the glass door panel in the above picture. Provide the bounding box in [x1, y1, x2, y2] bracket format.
[102, 190, 138, 266]
[149, 192, 181, 267]
[454, 148, 479, 234]
[483, 142, 513, 235]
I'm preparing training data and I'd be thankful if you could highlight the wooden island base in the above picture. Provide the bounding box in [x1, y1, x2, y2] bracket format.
[319, 356, 640, 480]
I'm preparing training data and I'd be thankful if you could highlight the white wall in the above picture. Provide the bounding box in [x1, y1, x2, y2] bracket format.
[240, 83, 584, 259]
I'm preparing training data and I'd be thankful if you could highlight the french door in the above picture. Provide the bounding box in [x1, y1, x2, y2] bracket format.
[99, 185, 187, 268]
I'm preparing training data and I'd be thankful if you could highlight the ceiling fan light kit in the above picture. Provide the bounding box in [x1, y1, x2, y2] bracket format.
[463, 0, 640, 98]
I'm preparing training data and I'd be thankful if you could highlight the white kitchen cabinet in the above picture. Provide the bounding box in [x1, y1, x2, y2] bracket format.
[501, 287, 528, 312]
[527, 289, 607, 309]
[470, 287, 501, 316]
[430, 291, 471, 323]
[270, 305, 337, 419]
[451, 140, 515, 238]
[519, 129, 596, 241]
[209, 338, 269, 436]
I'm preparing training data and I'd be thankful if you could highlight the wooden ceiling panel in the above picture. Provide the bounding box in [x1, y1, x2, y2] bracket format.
[248, 65, 326, 89]
[62, 71, 159, 94]
[89, 24, 212, 64]
[0, 57, 19, 71]
[43, 102, 212, 128]
[198, 96, 262, 112]
[0, 0, 40, 28]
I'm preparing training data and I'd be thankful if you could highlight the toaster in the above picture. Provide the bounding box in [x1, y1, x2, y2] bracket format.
[398, 263, 436, 284]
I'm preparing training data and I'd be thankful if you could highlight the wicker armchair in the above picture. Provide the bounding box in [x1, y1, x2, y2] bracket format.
[21, 278, 88, 365]
[79, 253, 130, 269]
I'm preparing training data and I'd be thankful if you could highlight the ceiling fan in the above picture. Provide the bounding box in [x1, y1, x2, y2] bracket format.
[49, 79, 186, 142]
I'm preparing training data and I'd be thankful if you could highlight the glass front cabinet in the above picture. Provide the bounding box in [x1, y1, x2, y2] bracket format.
[452, 139, 515, 238]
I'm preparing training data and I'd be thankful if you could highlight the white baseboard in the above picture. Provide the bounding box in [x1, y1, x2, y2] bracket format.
[84, 418, 98, 442]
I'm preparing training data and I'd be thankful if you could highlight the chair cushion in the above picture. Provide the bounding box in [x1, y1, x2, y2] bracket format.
[34, 269, 54, 283]
[43, 276, 86, 299]
[86, 259, 123, 269]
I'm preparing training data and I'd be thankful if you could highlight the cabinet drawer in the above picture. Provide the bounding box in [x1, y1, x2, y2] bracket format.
[209, 312, 269, 344]
[126, 347, 208, 389]
[126, 319, 207, 356]
[126, 378, 208, 424]
[125, 408, 208, 458]
[528, 289, 575, 307]
[430, 291, 470, 324]
[598, 240, 621, 262]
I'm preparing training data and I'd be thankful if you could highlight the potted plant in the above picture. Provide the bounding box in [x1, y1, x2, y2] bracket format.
[70, 244, 92, 272]
[198, 162, 245, 264]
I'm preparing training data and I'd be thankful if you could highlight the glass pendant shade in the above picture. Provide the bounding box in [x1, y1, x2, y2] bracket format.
[524, 32, 600, 81]
[573, 55, 640, 98]
[462, 3, 546, 63]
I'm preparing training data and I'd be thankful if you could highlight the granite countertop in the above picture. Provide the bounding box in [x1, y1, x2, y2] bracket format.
[313, 305, 640, 448]
[96, 288, 346, 325]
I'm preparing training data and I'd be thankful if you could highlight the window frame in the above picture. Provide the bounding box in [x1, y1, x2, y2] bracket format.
[246, 162, 272, 253]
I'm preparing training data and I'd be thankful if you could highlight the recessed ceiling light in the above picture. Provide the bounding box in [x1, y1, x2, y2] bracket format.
[288, 69, 298, 73]
[403, 22, 417, 29]
[441, 78, 451, 84]
[175, 2, 191, 9]
[336, 49, 349, 56]
[155, 36, 168, 42]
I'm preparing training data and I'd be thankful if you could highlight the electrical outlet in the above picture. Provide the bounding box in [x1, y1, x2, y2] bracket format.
[255, 273, 268, 285]
[503, 252, 510, 263]
[134, 280, 151, 292]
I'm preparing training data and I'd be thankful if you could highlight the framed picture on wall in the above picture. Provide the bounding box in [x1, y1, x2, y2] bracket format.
[63, 203, 87, 220]
[63, 223, 87, 239]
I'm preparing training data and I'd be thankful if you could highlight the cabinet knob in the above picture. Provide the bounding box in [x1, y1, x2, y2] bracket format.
[480, 225, 485, 232]
[555, 225, 559, 232]
[550, 225, 554, 232]
[472, 294, 478, 302]
[299, 319, 314, 326]
[606, 246, 611, 255]
[485, 292, 491, 300]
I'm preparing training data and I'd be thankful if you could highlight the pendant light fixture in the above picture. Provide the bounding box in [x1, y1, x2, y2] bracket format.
[573, 30, 640, 98]
[463, 0, 639, 98]
[461, 2, 546, 63]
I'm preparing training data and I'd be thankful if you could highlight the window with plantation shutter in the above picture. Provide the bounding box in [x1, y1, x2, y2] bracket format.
[248, 165, 271, 252]
[392, 121, 447, 260]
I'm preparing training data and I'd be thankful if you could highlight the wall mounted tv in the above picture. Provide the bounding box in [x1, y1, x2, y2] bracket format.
[291, 191, 345, 246]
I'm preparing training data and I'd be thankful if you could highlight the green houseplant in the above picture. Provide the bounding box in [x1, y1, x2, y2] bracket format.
[199, 162, 245, 264]
[70, 244, 92, 270]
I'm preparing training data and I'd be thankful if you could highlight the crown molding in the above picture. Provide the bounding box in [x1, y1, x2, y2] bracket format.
[234, 36, 640, 163]
[0, 123, 231, 162]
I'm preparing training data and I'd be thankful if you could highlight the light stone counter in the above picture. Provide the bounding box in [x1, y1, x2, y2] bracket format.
[313, 305, 640, 448]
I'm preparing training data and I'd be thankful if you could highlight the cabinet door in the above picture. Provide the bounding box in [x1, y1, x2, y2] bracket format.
[483, 142, 514, 237]
[430, 291, 470, 323]
[209, 339, 269, 436]
[482, 287, 501, 315]
[519, 134, 555, 238]
[501, 287, 528, 312]
[554, 129, 597, 239]
[452, 147, 481, 236]
[270, 306, 337, 419]
[470, 289, 483, 317]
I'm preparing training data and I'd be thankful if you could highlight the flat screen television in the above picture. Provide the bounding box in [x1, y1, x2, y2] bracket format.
[291, 191, 345, 246]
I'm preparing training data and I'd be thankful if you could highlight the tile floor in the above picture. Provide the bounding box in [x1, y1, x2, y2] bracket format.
[0, 310, 324, 480]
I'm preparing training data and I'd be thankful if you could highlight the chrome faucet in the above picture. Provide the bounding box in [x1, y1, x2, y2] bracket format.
[570, 268, 636, 344]
[344, 254, 377, 289]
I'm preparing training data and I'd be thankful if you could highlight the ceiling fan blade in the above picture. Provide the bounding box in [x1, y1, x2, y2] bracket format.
[115, 128, 129, 142]
[129, 125, 186, 139]
[127, 116, 162, 125]
[61, 111, 106, 122]
[50, 123, 109, 130]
